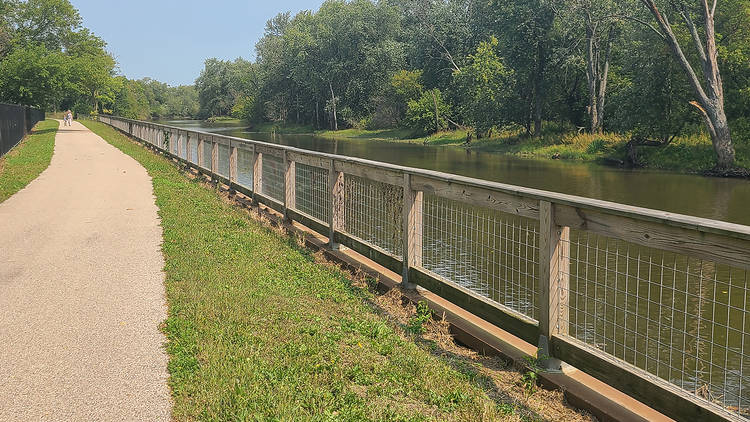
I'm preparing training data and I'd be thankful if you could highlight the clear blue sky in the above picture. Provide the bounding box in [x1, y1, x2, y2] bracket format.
[70, 0, 324, 86]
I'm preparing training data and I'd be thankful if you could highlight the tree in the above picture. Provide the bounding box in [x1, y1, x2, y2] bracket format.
[65, 29, 116, 113]
[0, 44, 68, 108]
[476, 0, 557, 136]
[639, 0, 736, 169]
[453, 36, 514, 138]
[9, 0, 81, 51]
[406, 88, 450, 134]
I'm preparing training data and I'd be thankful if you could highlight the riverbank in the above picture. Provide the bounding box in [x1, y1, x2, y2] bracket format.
[315, 127, 750, 175]
[0, 119, 57, 202]
[83, 120, 593, 421]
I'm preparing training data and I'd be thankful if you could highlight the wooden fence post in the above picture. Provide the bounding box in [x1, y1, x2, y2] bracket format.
[197, 136, 204, 169]
[328, 159, 344, 249]
[252, 145, 262, 203]
[230, 141, 238, 185]
[401, 173, 422, 289]
[284, 151, 295, 221]
[538, 200, 570, 369]
[211, 138, 218, 178]
[185, 133, 191, 163]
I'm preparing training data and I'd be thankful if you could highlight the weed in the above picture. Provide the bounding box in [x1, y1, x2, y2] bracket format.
[407, 301, 432, 334]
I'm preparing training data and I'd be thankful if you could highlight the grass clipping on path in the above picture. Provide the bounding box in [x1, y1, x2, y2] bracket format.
[83, 120, 593, 422]
[0, 119, 57, 202]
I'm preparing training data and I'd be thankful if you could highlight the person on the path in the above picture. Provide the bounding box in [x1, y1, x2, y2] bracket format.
[66, 110, 73, 126]
[62, 112, 68, 126]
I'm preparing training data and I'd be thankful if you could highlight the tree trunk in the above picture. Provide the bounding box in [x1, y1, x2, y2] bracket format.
[329, 81, 338, 131]
[315, 98, 319, 129]
[640, 0, 736, 170]
[430, 90, 440, 133]
[584, 15, 600, 134]
[533, 41, 547, 138]
[595, 26, 614, 134]
[584, 15, 614, 134]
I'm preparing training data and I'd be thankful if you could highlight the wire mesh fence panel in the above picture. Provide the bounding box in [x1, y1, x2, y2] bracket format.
[294, 163, 329, 223]
[202, 141, 212, 169]
[343, 174, 403, 258]
[262, 154, 285, 202]
[218, 144, 230, 177]
[237, 147, 253, 189]
[418, 194, 540, 320]
[560, 231, 750, 417]
[170, 133, 178, 155]
[190, 137, 198, 164]
[181, 135, 188, 159]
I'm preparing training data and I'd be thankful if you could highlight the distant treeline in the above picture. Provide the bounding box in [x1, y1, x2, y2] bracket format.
[0, 0, 198, 120]
[195, 0, 750, 169]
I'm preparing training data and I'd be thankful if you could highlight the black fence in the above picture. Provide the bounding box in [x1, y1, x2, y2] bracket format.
[1, 103, 45, 157]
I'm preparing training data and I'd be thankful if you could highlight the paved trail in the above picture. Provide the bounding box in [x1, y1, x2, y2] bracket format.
[0, 121, 171, 421]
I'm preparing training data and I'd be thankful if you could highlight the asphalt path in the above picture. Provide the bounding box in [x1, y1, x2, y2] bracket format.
[0, 120, 171, 421]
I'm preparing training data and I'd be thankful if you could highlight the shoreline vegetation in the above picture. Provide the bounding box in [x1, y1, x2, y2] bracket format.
[83, 119, 592, 421]
[218, 119, 750, 177]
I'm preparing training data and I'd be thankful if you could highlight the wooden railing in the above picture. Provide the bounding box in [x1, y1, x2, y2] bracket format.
[99, 115, 750, 422]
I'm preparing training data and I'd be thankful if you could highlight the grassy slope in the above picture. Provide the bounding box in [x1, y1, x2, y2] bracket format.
[0, 119, 57, 202]
[82, 120, 589, 421]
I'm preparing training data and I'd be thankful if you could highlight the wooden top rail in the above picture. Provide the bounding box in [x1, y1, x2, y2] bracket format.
[107, 116, 750, 267]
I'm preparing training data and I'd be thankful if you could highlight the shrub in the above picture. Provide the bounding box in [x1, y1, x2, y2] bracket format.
[405, 89, 450, 135]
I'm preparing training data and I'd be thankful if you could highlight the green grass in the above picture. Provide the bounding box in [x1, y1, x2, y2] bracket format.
[249, 121, 317, 134]
[0, 119, 57, 202]
[204, 116, 245, 124]
[80, 120, 560, 421]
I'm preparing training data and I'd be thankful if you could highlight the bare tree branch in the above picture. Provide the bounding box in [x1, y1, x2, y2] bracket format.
[614, 14, 666, 39]
[640, 0, 710, 105]
[678, 5, 707, 65]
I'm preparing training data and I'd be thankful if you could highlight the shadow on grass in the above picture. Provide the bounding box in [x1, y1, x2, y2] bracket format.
[30, 128, 58, 136]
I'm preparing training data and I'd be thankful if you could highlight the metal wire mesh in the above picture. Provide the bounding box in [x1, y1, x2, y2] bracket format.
[181, 134, 188, 159]
[560, 232, 750, 416]
[202, 141, 212, 169]
[237, 147, 253, 188]
[294, 163, 330, 223]
[343, 174, 403, 258]
[261, 154, 284, 202]
[218, 144, 230, 177]
[170, 132, 178, 155]
[189, 136, 198, 164]
[418, 194, 540, 319]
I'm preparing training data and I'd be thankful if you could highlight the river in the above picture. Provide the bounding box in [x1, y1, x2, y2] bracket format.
[163, 119, 750, 225]
[162, 119, 750, 413]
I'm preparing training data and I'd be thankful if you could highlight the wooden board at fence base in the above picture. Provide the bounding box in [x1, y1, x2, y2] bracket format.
[409, 267, 539, 346]
[550, 335, 744, 422]
[333, 231, 403, 276]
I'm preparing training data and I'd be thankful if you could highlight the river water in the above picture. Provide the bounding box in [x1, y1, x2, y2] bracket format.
[163, 119, 750, 413]
[163, 119, 750, 225]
